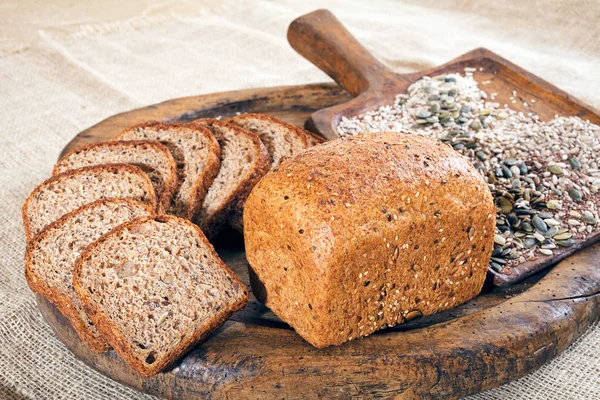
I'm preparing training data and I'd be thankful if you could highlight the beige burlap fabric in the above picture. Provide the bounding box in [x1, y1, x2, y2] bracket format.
[1, 0, 598, 398]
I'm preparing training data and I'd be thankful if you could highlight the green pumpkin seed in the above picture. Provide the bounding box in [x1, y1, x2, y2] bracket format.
[582, 215, 597, 225]
[568, 157, 581, 170]
[532, 215, 548, 233]
[494, 234, 506, 246]
[567, 188, 583, 202]
[556, 239, 576, 247]
[553, 232, 573, 240]
[548, 164, 564, 175]
[544, 226, 559, 237]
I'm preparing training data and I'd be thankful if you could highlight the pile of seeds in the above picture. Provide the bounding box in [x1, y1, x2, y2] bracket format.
[337, 70, 600, 275]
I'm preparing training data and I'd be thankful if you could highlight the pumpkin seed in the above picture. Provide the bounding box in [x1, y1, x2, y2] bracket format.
[556, 239, 576, 247]
[567, 188, 583, 202]
[553, 232, 573, 240]
[494, 234, 506, 246]
[532, 215, 548, 233]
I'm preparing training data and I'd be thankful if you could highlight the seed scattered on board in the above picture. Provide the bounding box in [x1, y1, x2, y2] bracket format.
[337, 69, 600, 276]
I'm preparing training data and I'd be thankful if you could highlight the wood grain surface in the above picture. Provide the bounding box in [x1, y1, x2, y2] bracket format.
[40, 81, 600, 399]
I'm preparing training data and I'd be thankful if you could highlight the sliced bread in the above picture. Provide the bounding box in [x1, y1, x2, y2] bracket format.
[25, 199, 155, 352]
[230, 113, 316, 167]
[116, 122, 221, 219]
[22, 164, 156, 241]
[188, 120, 269, 237]
[54, 140, 177, 214]
[73, 215, 248, 376]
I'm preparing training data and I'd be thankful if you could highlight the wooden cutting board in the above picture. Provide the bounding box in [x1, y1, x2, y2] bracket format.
[39, 81, 600, 399]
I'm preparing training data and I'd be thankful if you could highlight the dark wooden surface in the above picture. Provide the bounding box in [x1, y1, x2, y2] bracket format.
[40, 82, 600, 399]
[288, 10, 600, 286]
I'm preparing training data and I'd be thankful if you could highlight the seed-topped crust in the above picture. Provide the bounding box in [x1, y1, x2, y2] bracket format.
[116, 121, 221, 219]
[228, 114, 325, 232]
[244, 132, 496, 348]
[54, 140, 178, 214]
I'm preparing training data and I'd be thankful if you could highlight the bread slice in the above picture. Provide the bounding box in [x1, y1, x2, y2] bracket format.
[230, 113, 317, 168]
[115, 122, 221, 219]
[54, 140, 177, 214]
[188, 120, 269, 237]
[22, 164, 156, 241]
[25, 199, 155, 352]
[73, 215, 248, 376]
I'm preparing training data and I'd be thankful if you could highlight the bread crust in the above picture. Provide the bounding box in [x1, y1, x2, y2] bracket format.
[54, 140, 178, 215]
[244, 132, 496, 348]
[24, 198, 155, 352]
[229, 114, 323, 232]
[189, 119, 270, 238]
[22, 164, 157, 242]
[72, 215, 248, 376]
[115, 121, 221, 219]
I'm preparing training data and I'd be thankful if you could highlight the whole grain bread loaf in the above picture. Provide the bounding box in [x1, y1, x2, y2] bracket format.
[244, 132, 495, 348]
[54, 140, 177, 214]
[25, 199, 154, 352]
[73, 215, 248, 376]
[115, 122, 221, 219]
[22, 164, 156, 241]
[189, 119, 269, 237]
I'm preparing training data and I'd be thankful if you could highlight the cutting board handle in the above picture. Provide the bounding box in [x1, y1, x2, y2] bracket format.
[288, 9, 398, 97]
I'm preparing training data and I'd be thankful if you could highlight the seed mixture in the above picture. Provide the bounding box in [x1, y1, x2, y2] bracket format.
[337, 70, 600, 276]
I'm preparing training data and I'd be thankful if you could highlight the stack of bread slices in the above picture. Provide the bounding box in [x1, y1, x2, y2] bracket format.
[22, 114, 322, 376]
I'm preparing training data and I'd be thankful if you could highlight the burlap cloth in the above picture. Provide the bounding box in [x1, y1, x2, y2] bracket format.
[1, 0, 598, 398]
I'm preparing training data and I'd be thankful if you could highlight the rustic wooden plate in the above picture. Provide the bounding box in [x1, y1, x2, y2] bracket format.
[38, 79, 600, 399]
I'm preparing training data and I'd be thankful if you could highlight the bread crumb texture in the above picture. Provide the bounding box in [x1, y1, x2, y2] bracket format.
[244, 132, 495, 348]
[74, 216, 247, 376]
[22, 164, 156, 241]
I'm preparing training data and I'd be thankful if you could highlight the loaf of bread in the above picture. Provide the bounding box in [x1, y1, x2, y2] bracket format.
[189, 119, 269, 237]
[22, 164, 156, 241]
[54, 140, 177, 214]
[25, 199, 154, 352]
[244, 132, 495, 348]
[73, 215, 248, 376]
[116, 122, 221, 219]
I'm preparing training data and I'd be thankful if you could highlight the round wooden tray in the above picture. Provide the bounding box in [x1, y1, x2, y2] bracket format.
[38, 83, 600, 399]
